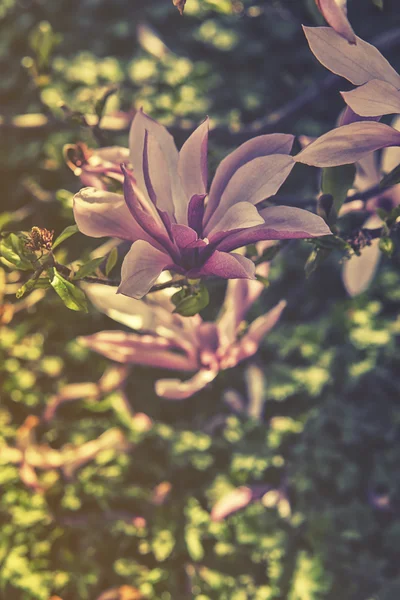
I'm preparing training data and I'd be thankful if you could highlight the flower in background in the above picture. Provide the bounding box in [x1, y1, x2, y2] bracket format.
[79, 263, 286, 400]
[64, 143, 128, 190]
[340, 117, 400, 296]
[314, 0, 356, 44]
[303, 25, 400, 118]
[73, 110, 330, 298]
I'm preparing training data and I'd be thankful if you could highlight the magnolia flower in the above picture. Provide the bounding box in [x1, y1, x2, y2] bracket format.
[79, 270, 286, 400]
[304, 26, 400, 118]
[341, 116, 400, 296]
[73, 110, 331, 299]
[314, 0, 356, 44]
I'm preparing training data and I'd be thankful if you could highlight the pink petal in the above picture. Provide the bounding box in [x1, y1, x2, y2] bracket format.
[295, 121, 400, 167]
[80, 331, 197, 371]
[303, 26, 400, 87]
[205, 133, 294, 224]
[178, 118, 209, 200]
[129, 109, 187, 223]
[73, 187, 148, 242]
[118, 240, 173, 299]
[155, 368, 218, 400]
[206, 155, 295, 232]
[315, 0, 356, 44]
[194, 251, 256, 280]
[142, 129, 175, 216]
[237, 300, 287, 360]
[206, 202, 265, 237]
[341, 80, 400, 118]
[215, 207, 331, 252]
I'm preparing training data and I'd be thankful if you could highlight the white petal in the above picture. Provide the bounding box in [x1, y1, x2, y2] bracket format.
[118, 240, 172, 299]
[342, 80, 400, 118]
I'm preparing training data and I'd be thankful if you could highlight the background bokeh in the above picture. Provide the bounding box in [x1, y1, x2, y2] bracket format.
[1, 1, 400, 598]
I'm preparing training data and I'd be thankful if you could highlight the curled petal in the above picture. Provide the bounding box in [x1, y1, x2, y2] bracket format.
[215, 207, 331, 252]
[155, 368, 218, 400]
[73, 187, 147, 241]
[303, 26, 400, 87]
[295, 122, 400, 167]
[315, 0, 356, 44]
[193, 251, 256, 280]
[119, 240, 173, 299]
[178, 118, 209, 200]
[341, 80, 400, 118]
[205, 133, 294, 223]
[80, 331, 197, 371]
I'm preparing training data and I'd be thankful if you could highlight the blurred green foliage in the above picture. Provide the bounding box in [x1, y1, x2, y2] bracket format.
[2, 0, 400, 598]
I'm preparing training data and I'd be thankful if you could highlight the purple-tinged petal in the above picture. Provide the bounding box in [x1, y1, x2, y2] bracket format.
[342, 214, 382, 296]
[155, 368, 218, 400]
[178, 118, 209, 200]
[188, 194, 207, 236]
[143, 128, 176, 216]
[122, 170, 180, 260]
[315, 0, 356, 44]
[303, 26, 400, 87]
[337, 106, 381, 126]
[206, 202, 264, 237]
[73, 187, 148, 242]
[171, 224, 198, 248]
[206, 155, 295, 232]
[215, 207, 331, 253]
[205, 133, 295, 223]
[193, 251, 256, 280]
[118, 240, 173, 299]
[295, 122, 400, 167]
[237, 300, 287, 360]
[80, 331, 198, 371]
[129, 109, 188, 223]
[217, 277, 266, 347]
[341, 80, 400, 118]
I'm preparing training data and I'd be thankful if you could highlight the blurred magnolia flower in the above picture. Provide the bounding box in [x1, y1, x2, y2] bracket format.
[303, 26, 400, 118]
[340, 116, 400, 296]
[314, 0, 356, 44]
[73, 110, 330, 299]
[79, 269, 286, 400]
[64, 142, 128, 189]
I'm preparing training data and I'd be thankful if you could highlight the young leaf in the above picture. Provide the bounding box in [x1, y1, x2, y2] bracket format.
[0, 234, 33, 270]
[50, 269, 88, 312]
[379, 236, 394, 257]
[105, 247, 118, 276]
[52, 225, 79, 250]
[73, 257, 105, 280]
[305, 247, 331, 278]
[171, 283, 209, 317]
[321, 164, 356, 217]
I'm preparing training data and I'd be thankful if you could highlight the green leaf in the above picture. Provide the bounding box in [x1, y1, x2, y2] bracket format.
[73, 257, 105, 280]
[171, 283, 209, 317]
[105, 247, 118, 276]
[379, 163, 400, 189]
[379, 236, 394, 257]
[0, 233, 33, 270]
[52, 225, 79, 250]
[321, 164, 356, 218]
[50, 269, 88, 312]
